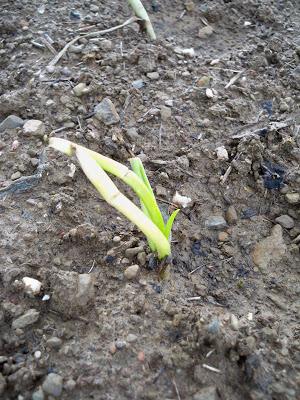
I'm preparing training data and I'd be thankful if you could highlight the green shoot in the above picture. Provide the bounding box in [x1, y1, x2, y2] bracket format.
[49, 138, 179, 260]
[128, 0, 156, 40]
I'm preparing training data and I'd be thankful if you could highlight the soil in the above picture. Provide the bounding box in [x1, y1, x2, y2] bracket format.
[0, 1, 299, 399]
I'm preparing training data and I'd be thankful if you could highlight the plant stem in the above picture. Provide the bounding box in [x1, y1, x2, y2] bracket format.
[75, 146, 170, 259]
[128, 0, 156, 40]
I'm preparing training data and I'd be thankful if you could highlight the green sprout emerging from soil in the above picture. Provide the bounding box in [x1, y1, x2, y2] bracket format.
[49, 138, 178, 260]
[128, 0, 156, 40]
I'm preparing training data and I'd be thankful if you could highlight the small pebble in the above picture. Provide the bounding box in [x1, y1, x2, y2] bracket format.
[73, 83, 89, 97]
[34, 351, 42, 359]
[32, 387, 44, 400]
[126, 333, 138, 343]
[218, 232, 229, 242]
[230, 314, 239, 331]
[206, 88, 214, 99]
[23, 120, 45, 136]
[205, 216, 227, 230]
[124, 265, 140, 280]
[160, 106, 172, 121]
[64, 379, 76, 391]
[115, 339, 126, 350]
[22, 277, 42, 295]
[46, 337, 62, 350]
[226, 206, 238, 224]
[147, 71, 160, 80]
[275, 215, 294, 229]
[42, 373, 63, 398]
[285, 193, 300, 204]
[216, 146, 228, 161]
[11, 171, 21, 180]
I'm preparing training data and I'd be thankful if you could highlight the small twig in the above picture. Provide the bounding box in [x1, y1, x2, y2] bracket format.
[77, 116, 82, 131]
[172, 379, 181, 400]
[88, 260, 96, 273]
[40, 37, 57, 55]
[179, 10, 186, 19]
[186, 296, 202, 301]
[189, 265, 203, 275]
[202, 364, 221, 373]
[205, 349, 215, 358]
[220, 165, 232, 185]
[47, 16, 138, 68]
[225, 70, 245, 89]
[158, 122, 163, 149]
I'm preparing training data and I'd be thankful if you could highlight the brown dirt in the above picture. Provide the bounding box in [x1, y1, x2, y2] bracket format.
[0, 1, 299, 399]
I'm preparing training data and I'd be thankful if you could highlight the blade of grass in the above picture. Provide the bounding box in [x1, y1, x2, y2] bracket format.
[75, 146, 170, 259]
[164, 209, 180, 240]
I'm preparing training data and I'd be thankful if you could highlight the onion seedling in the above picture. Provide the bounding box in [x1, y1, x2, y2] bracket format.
[128, 0, 156, 40]
[49, 138, 178, 260]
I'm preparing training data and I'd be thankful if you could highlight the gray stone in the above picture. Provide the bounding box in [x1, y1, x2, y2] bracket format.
[226, 206, 238, 224]
[132, 79, 145, 89]
[76, 274, 95, 307]
[126, 127, 139, 140]
[205, 216, 227, 230]
[193, 386, 218, 400]
[99, 39, 112, 51]
[126, 333, 138, 343]
[11, 171, 21, 180]
[51, 271, 95, 317]
[42, 373, 63, 398]
[46, 337, 62, 350]
[0, 115, 24, 132]
[147, 71, 159, 80]
[94, 98, 120, 125]
[73, 83, 89, 97]
[115, 339, 126, 349]
[275, 215, 294, 229]
[32, 387, 44, 400]
[124, 265, 140, 280]
[23, 120, 45, 136]
[12, 309, 40, 329]
[160, 106, 172, 121]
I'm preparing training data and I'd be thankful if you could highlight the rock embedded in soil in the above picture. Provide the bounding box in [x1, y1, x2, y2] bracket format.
[32, 387, 45, 400]
[0, 115, 24, 132]
[42, 373, 63, 398]
[216, 145, 228, 160]
[94, 98, 120, 125]
[23, 120, 45, 136]
[226, 206, 238, 225]
[147, 71, 160, 80]
[252, 225, 286, 270]
[12, 308, 40, 329]
[160, 105, 172, 121]
[124, 265, 140, 280]
[46, 337, 62, 350]
[205, 215, 227, 230]
[73, 82, 89, 97]
[11, 171, 21, 180]
[275, 215, 294, 229]
[50, 271, 95, 317]
[193, 386, 218, 400]
[285, 193, 300, 204]
[22, 277, 42, 295]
